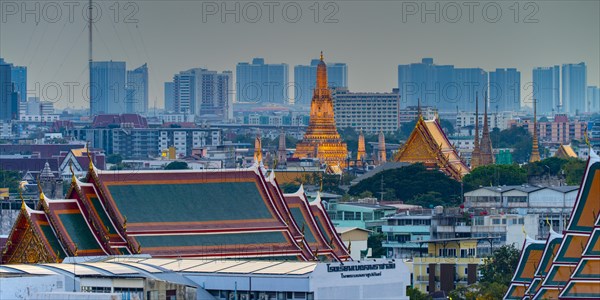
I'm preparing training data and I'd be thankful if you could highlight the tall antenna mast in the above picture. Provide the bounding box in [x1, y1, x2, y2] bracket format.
[88, 0, 93, 115]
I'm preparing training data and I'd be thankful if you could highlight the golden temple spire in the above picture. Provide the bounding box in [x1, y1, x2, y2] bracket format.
[86, 141, 94, 170]
[37, 175, 45, 201]
[417, 98, 422, 119]
[19, 190, 26, 211]
[357, 129, 366, 162]
[69, 161, 76, 184]
[471, 92, 481, 169]
[316, 51, 328, 90]
[254, 133, 263, 164]
[378, 130, 387, 163]
[530, 98, 541, 162]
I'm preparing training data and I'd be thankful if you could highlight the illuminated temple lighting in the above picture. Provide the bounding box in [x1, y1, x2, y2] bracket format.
[293, 52, 348, 169]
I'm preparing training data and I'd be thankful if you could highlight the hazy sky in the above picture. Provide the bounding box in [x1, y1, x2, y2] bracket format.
[0, 0, 598, 110]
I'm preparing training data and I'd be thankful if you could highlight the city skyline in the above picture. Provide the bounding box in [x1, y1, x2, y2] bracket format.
[0, 1, 598, 110]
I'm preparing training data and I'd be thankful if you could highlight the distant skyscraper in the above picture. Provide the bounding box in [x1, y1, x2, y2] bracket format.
[236, 58, 289, 104]
[562, 62, 587, 114]
[533, 66, 560, 114]
[173, 69, 195, 114]
[126, 63, 148, 114]
[489, 68, 520, 112]
[0, 58, 27, 103]
[90, 61, 127, 116]
[0, 61, 16, 120]
[398, 58, 487, 112]
[173, 68, 232, 120]
[10, 65, 26, 103]
[294, 59, 347, 106]
[588, 86, 600, 113]
[164, 82, 175, 112]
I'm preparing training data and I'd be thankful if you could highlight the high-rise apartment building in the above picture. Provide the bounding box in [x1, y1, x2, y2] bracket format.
[173, 68, 232, 120]
[587, 86, 599, 113]
[90, 61, 127, 116]
[164, 82, 175, 112]
[562, 62, 587, 114]
[0, 61, 17, 120]
[236, 58, 288, 104]
[332, 88, 401, 134]
[294, 59, 347, 106]
[489, 68, 520, 112]
[398, 58, 487, 112]
[532, 66, 561, 114]
[126, 63, 148, 114]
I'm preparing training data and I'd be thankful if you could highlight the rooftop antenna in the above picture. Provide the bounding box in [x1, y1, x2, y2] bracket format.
[88, 0, 93, 116]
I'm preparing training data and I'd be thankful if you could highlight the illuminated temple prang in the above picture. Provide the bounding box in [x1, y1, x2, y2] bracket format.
[293, 52, 348, 169]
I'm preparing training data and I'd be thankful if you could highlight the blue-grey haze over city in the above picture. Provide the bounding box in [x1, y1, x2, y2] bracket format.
[0, 0, 599, 109]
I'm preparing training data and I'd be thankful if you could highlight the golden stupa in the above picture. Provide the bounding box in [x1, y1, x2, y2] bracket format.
[293, 52, 348, 167]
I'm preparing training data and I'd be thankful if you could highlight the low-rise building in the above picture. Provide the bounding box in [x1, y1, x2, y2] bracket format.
[412, 238, 487, 295]
[326, 201, 397, 231]
[464, 185, 578, 240]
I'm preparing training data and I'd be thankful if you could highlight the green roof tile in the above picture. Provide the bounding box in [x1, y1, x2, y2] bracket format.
[58, 213, 100, 251]
[135, 232, 288, 248]
[107, 182, 273, 223]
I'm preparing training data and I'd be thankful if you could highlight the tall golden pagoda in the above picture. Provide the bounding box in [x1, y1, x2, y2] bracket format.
[293, 52, 348, 167]
[357, 129, 367, 162]
[254, 134, 263, 164]
[377, 130, 387, 163]
[471, 93, 482, 168]
[530, 99, 541, 162]
[479, 92, 495, 165]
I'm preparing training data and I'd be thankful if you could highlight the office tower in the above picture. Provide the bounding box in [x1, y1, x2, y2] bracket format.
[236, 58, 289, 104]
[452, 67, 488, 112]
[0, 62, 17, 120]
[164, 82, 175, 112]
[173, 68, 233, 120]
[126, 63, 148, 114]
[533, 66, 560, 114]
[562, 62, 587, 114]
[0, 58, 27, 103]
[294, 59, 347, 106]
[173, 69, 195, 114]
[90, 61, 127, 116]
[10, 65, 26, 102]
[587, 86, 599, 113]
[489, 68, 521, 112]
[398, 58, 487, 112]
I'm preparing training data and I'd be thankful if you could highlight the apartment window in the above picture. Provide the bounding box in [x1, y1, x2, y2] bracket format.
[492, 219, 501, 225]
[474, 217, 484, 226]
[519, 218, 524, 225]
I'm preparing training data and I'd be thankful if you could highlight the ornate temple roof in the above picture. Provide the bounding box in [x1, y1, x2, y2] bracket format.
[2, 161, 349, 263]
[555, 144, 578, 159]
[394, 117, 470, 181]
[506, 149, 600, 300]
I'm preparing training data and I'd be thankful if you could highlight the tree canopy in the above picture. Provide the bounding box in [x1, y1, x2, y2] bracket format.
[0, 169, 21, 192]
[463, 164, 527, 192]
[348, 164, 462, 207]
[490, 126, 534, 163]
[164, 161, 189, 170]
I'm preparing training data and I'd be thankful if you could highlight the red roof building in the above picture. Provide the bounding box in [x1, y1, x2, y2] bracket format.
[1, 161, 349, 263]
